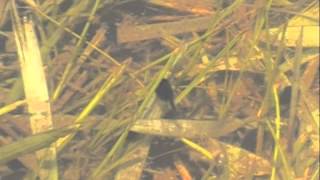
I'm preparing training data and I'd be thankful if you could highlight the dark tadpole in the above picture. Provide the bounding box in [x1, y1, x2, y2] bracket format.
[279, 86, 292, 107]
[155, 79, 176, 112]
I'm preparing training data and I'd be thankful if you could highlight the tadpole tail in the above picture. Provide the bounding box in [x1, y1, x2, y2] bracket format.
[169, 99, 176, 112]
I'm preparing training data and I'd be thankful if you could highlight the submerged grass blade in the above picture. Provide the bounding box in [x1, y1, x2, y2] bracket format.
[266, 121, 294, 179]
[11, 1, 59, 178]
[270, 86, 282, 179]
[0, 126, 75, 165]
[0, 100, 26, 116]
[181, 138, 213, 160]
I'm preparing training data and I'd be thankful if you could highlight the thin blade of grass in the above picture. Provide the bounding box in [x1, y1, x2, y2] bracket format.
[270, 85, 282, 179]
[0, 100, 26, 116]
[266, 121, 294, 179]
